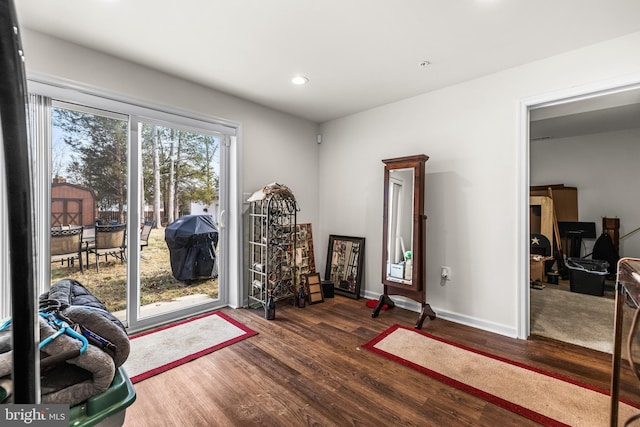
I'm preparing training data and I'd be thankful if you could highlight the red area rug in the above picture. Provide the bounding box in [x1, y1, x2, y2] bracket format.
[363, 324, 640, 426]
[365, 299, 389, 310]
[123, 311, 257, 383]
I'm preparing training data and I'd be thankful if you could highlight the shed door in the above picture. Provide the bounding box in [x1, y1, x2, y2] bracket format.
[51, 198, 82, 227]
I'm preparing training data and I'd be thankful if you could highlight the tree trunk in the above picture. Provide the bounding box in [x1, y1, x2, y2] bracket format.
[172, 131, 183, 220]
[168, 130, 176, 224]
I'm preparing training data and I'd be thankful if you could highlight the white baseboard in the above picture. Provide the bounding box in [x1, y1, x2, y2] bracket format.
[362, 290, 518, 339]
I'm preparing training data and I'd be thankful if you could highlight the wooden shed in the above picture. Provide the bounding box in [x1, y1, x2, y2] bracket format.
[51, 179, 97, 227]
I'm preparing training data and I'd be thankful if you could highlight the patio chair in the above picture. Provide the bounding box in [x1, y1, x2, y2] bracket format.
[89, 224, 127, 272]
[51, 226, 84, 273]
[140, 220, 154, 250]
[81, 225, 96, 266]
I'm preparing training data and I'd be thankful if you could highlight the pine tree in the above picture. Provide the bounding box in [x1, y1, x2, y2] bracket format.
[53, 107, 128, 223]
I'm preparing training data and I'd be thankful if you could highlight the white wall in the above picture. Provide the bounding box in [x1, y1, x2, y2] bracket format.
[18, 30, 320, 308]
[21, 31, 320, 224]
[318, 32, 640, 337]
[531, 128, 640, 258]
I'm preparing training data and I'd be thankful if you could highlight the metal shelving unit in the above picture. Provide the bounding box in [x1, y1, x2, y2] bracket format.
[248, 185, 298, 313]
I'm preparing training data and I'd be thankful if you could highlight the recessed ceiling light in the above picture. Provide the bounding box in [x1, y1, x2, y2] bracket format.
[291, 75, 309, 85]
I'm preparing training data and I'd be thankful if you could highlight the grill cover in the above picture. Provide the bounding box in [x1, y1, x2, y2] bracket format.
[165, 215, 218, 282]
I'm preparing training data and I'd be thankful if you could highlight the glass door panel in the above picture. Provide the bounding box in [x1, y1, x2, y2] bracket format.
[50, 102, 129, 321]
[136, 122, 221, 319]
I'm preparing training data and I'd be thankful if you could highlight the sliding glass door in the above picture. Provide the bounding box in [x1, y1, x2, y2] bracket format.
[33, 82, 233, 332]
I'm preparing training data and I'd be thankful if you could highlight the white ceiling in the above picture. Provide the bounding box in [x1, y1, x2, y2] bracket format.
[14, 0, 640, 125]
[530, 87, 640, 140]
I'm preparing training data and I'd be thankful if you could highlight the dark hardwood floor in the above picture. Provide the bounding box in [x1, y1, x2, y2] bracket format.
[122, 296, 639, 426]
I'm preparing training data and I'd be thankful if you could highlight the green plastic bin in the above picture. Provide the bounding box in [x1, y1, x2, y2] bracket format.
[69, 367, 136, 427]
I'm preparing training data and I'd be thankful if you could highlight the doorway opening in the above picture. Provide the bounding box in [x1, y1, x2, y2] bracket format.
[519, 77, 640, 351]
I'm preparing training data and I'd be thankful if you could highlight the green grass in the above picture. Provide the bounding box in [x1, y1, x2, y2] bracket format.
[51, 228, 218, 312]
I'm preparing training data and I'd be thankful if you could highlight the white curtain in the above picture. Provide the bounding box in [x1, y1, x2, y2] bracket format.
[0, 93, 51, 318]
[29, 93, 52, 300]
[0, 129, 8, 318]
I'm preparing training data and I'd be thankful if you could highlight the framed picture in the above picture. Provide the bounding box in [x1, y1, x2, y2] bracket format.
[295, 223, 316, 282]
[324, 235, 365, 299]
[304, 272, 324, 304]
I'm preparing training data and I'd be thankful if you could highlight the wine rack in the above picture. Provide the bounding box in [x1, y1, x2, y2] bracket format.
[247, 184, 298, 312]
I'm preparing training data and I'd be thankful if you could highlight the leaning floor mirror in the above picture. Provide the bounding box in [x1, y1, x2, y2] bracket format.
[324, 235, 365, 299]
[372, 154, 436, 328]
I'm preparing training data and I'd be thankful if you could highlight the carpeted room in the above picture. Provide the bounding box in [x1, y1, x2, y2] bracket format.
[529, 107, 640, 356]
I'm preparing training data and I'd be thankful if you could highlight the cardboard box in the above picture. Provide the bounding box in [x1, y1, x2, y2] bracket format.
[530, 185, 578, 222]
[530, 255, 553, 282]
[530, 195, 554, 246]
[390, 263, 404, 278]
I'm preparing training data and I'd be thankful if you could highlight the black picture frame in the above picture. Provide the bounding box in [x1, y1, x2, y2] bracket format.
[324, 235, 365, 299]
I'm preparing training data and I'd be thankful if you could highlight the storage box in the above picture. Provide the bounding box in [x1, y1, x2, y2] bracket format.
[389, 263, 404, 279]
[530, 185, 578, 222]
[530, 255, 552, 282]
[566, 258, 609, 296]
[321, 281, 334, 298]
[69, 367, 136, 427]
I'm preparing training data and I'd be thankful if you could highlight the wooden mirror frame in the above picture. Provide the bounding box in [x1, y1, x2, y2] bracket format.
[372, 154, 436, 328]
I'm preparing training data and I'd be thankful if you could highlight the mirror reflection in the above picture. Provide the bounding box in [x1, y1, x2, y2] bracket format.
[386, 168, 414, 283]
[325, 235, 365, 299]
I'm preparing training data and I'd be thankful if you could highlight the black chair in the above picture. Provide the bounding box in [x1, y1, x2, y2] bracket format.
[530, 233, 551, 256]
[140, 220, 154, 250]
[530, 233, 555, 280]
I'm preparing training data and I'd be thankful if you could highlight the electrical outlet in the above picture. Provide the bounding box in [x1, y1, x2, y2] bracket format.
[441, 266, 451, 280]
